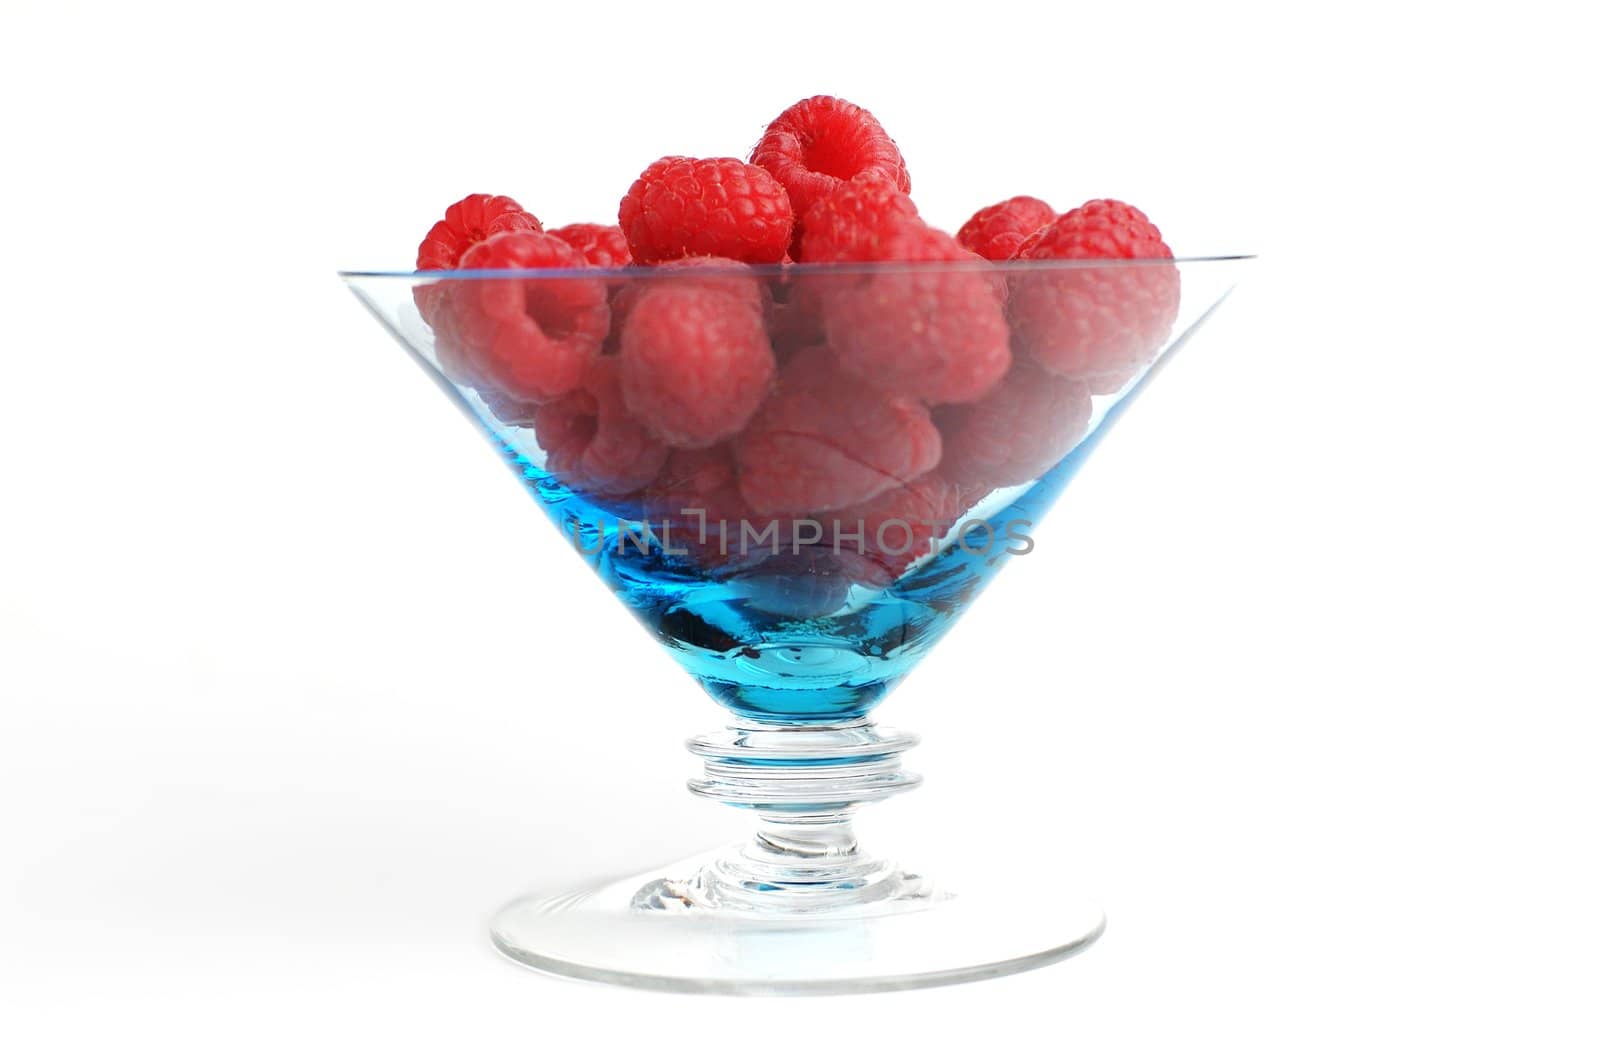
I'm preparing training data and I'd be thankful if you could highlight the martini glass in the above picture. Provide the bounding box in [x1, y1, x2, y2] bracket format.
[341, 255, 1249, 994]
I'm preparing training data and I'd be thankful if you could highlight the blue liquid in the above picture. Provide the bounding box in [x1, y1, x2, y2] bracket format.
[463, 414, 1118, 727]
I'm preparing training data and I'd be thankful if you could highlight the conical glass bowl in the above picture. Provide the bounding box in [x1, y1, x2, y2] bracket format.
[341, 255, 1250, 993]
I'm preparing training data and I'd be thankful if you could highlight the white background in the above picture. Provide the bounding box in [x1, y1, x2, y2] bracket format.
[2, 1, 1597, 1059]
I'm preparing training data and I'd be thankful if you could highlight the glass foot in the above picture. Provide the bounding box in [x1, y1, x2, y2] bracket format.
[490, 849, 1105, 995]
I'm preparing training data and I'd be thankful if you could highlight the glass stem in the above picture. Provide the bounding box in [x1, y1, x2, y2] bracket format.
[752, 819, 861, 860]
[632, 717, 934, 914]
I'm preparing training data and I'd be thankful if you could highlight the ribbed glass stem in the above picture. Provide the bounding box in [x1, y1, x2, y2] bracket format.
[631, 718, 932, 914]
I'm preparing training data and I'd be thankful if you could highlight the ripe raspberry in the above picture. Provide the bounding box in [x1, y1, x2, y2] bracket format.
[533, 357, 669, 496]
[414, 194, 543, 327]
[640, 451, 852, 616]
[620, 285, 776, 448]
[641, 445, 748, 568]
[1027, 198, 1171, 260]
[956, 196, 1056, 261]
[821, 224, 1011, 403]
[750, 96, 910, 226]
[618, 157, 793, 265]
[547, 223, 632, 267]
[797, 172, 919, 262]
[642, 447, 852, 614]
[429, 299, 485, 389]
[608, 256, 767, 338]
[447, 231, 610, 403]
[733, 346, 941, 515]
[825, 473, 965, 587]
[1009, 199, 1180, 383]
[936, 362, 1093, 493]
[416, 194, 542, 272]
[648, 444, 740, 508]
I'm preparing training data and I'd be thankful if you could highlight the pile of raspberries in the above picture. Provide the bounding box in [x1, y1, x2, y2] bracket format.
[414, 95, 1179, 584]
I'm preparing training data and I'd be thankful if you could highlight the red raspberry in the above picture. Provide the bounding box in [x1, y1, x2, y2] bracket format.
[956, 196, 1055, 261]
[797, 172, 920, 262]
[1025, 198, 1170, 260]
[547, 223, 632, 267]
[619, 284, 776, 448]
[447, 231, 610, 403]
[1009, 199, 1180, 383]
[644, 452, 855, 613]
[429, 299, 486, 389]
[936, 362, 1093, 493]
[825, 473, 965, 587]
[733, 346, 941, 514]
[533, 357, 669, 496]
[750, 96, 911, 227]
[416, 194, 542, 271]
[414, 194, 543, 327]
[618, 157, 793, 265]
[608, 256, 768, 338]
[821, 224, 1011, 403]
[640, 446, 748, 567]
[647, 444, 740, 508]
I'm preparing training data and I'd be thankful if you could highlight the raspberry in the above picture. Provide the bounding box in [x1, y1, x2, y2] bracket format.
[821, 224, 1011, 403]
[533, 356, 669, 496]
[648, 444, 741, 508]
[796, 172, 919, 262]
[547, 223, 632, 267]
[733, 346, 941, 514]
[1009, 199, 1180, 383]
[414, 194, 543, 327]
[618, 157, 793, 265]
[429, 299, 485, 389]
[825, 473, 965, 587]
[641, 446, 748, 568]
[416, 194, 542, 272]
[608, 256, 767, 338]
[605, 257, 769, 360]
[640, 450, 849, 613]
[956, 196, 1055, 261]
[936, 362, 1093, 493]
[751, 96, 910, 227]
[447, 231, 610, 403]
[1026, 198, 1170, 260]
[620, 284, 776, 448]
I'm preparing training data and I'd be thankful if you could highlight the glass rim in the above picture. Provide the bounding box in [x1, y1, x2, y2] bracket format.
[339, 253, 1256, 283]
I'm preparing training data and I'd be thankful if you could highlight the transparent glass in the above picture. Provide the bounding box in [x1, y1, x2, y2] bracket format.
[341, 256, 1250, 993]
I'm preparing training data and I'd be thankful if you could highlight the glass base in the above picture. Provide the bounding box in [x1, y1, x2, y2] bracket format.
[490, 848, 1106, 995]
